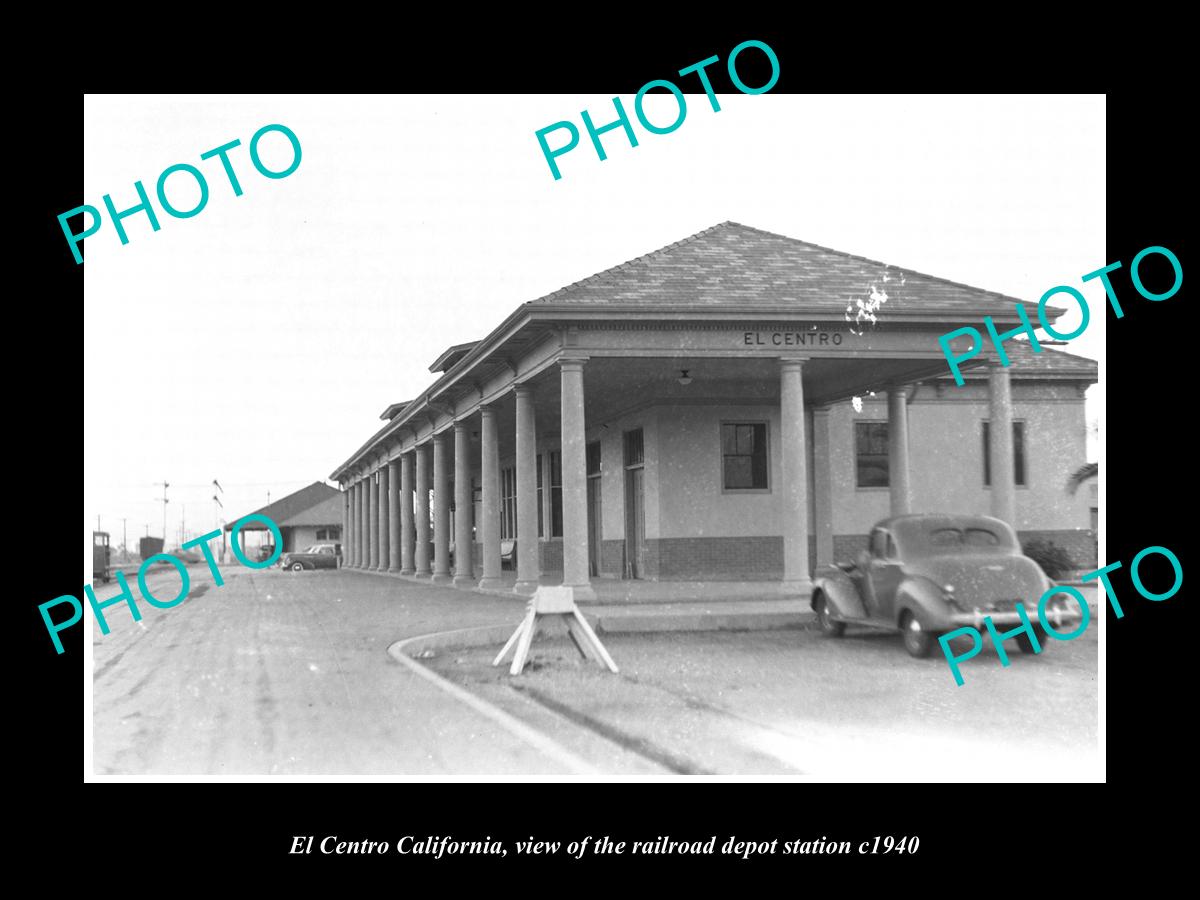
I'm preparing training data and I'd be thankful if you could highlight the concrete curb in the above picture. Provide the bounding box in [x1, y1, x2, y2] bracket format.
[387, 626, 602, 776]
[341, 567, 816, 632]
[592, 609, 814, 633]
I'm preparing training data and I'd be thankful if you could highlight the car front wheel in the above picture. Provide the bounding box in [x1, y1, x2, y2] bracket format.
[815, 594, 845, 638]
[289, 562, 305, 572]
[902, 613, 936, 658]
[1016, 630, 1045, 654]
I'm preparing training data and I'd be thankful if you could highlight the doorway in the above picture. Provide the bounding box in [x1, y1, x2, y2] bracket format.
[623, 428, 645, 579]
[587, 441, 602, 576]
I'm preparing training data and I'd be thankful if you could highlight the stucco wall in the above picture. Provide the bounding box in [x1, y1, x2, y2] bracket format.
[830, 382, 1092, 536]
[287, 525, 322, 551]
[656, 403, 784, 540]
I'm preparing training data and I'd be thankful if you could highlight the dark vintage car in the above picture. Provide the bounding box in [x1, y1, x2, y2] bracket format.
[279, 542, 342, 571]
[811, 514, 1082, 658]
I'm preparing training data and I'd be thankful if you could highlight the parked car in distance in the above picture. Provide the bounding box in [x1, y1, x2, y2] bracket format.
[811, 514, 1082, 658]
[279, 542, 342, 571]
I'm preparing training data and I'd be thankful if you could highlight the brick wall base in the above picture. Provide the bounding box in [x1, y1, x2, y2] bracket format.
[601, 539, 625, 577]
[489, 529, 1098, 582]
[647, 536, 784, 580]
[831, 530, 1096, 569]
[538, 540, 564, 573]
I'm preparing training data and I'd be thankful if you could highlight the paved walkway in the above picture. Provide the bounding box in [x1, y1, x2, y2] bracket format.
[92, 567, 559, 776]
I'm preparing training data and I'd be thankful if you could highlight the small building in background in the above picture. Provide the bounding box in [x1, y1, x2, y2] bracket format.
[226, 482, 343, 556]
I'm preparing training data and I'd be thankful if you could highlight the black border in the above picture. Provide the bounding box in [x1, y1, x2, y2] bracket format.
[28, 24, 1189, 881]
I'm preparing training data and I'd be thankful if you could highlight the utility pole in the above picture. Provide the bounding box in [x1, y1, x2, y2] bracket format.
[155, 480, 170, 541]
[96, 514, 101, 531]
[213, 482, 225, 563]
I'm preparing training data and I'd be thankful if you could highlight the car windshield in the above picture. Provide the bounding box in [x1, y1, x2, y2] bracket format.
[913, 525, 1012, 554]
[302, 546, 320, 553]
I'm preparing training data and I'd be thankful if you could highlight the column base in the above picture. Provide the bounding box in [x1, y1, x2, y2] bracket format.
[431, 572, 453, 585]
[400, 567, 415, 576]
[477, 575, 505, 590]
[388, 566, 400, 574]
[782, 577, 814, 598]
[514, 579, 539, 595]
[414, 570, 432, 579]
[452, 575, 476, 588]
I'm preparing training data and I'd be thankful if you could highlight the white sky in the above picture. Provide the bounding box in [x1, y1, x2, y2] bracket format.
[84, 94, 1104, 549]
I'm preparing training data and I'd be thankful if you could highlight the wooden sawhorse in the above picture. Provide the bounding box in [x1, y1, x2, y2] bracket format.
[493, 587, 619, 676]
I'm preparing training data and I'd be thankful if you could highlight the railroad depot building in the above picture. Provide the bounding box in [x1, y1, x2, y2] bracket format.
[330, 223, 1096, 601]
[225, 482, 343, 555]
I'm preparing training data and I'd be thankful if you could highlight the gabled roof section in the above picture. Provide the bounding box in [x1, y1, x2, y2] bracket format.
[429, 341, 480, 373]
[225, 482, 341, 532]
[380, 400, 413, 421]
[528, 221, 1044, 317]
[278, 492, 344, 527]
[952, 340, 1098, 381]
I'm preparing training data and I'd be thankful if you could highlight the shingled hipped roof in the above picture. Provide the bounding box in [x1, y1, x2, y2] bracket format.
[332, 222, 1076, 481]
[526, 221, 1044, 316]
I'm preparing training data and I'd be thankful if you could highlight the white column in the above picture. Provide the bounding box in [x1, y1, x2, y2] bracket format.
[888, 386, 912, 516]
[414, 443, 432, 576]
[432, 433, 452, 584]
[478, 405, 503, 589]
[780, 359, 813, 594]
[559, 358, 595, 601]
[812, 406, 834, 567]
[400, 452, 415, 575]
[387, 458, 401, 573]
[514, 384, 540, 594]
[346, 484, 356, 568]
[453, 422, 475, 587]
[341, 487, 349, 568]
[989, 365, 1017, 526]
[355, 482, 364, 566]
[367, 470, 379, 570]
[376, 461, 390, 571]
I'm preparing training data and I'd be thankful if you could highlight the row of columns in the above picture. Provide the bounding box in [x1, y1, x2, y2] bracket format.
[338, 358, 593, 599]
[337, 357, 1016, 596]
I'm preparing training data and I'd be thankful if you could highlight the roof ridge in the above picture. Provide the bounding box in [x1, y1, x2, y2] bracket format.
[722, 222, 1030, 306]
[527, 222, 736, 306]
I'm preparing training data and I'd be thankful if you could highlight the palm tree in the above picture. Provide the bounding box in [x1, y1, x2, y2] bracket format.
[1066, 462, 1097, 495]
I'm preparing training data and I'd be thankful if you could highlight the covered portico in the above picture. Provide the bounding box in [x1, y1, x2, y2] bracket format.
[331, 223, 1039, 602]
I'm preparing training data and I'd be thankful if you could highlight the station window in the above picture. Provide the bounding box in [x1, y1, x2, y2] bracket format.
[982, 420, 1027, 486]
[722, 422, 768, 490]
[624, 428, 644, 467]
[855, 422, 889, 488]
